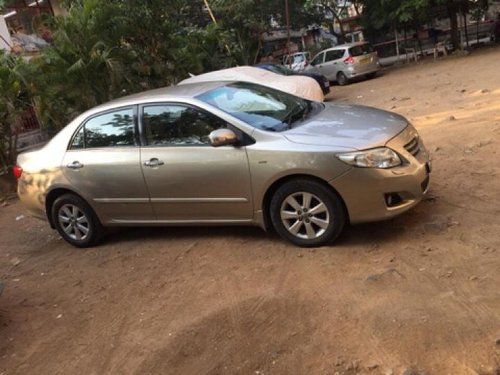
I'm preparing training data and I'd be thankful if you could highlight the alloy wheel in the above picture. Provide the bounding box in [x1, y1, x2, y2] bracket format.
[280, 192, 330, 240]
[58, 204, 90, 241]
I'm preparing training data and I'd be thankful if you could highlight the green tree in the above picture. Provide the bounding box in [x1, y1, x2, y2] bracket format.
[305, 0, 360, 43]
[28, 0, 233, 132]
[0, 51, 33, 170]
[210, 0, 315, 64]
[359, 0, 489, 50]
[29, 0, 128, 132]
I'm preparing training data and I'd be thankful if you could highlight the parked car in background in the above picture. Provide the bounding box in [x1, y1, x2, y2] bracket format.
[282, 52, 311, 71]
[178, 66, 324, 102]
[308, 42, 380, 86]
[16, 81, 431, 248]
[256, 63, 330, 95]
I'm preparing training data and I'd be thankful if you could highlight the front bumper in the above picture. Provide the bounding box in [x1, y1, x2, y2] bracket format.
[331, 126, 431, 224]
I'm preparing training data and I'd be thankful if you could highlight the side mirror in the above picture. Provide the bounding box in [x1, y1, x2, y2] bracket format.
[208, 128, 238, 147]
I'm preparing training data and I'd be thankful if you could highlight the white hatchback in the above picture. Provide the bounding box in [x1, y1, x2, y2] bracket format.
[282, 52, 311, 72]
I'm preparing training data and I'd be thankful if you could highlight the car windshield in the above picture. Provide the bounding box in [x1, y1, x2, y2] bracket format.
[267, 65, 294, 76]
[349, 43, 374, 57]
[197, 82, 310, 132]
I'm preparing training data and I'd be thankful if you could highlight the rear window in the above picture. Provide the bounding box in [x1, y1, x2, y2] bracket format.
[349, 43, 374, 57]
[293, 54, 305, 64]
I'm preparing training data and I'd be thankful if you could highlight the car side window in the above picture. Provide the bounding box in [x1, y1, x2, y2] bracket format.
[142, 105, 227, 146]
[70, 108, 135, 149]
[70, 126, 85, 149]
[311, 53, 324, 66]
[326, 50, 344, 62]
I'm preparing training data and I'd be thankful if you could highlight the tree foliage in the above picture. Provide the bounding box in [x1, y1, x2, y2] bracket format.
[26, 0, 317, 135]
[359, 0, 491, 49]
[0, 51, 32, 170]
[25, 0, 240, 135]
[305, 0, 363, 42]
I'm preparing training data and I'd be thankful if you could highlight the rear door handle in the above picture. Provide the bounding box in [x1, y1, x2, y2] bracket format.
[143, 158, 164, 167]
[67, 161, 84, 169]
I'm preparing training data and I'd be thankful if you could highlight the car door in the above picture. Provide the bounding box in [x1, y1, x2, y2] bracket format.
[309, 52, 325, 75]
[139, 103, 254, 222]
[322, 49, 344, 81]
[62, 106, 155, 222]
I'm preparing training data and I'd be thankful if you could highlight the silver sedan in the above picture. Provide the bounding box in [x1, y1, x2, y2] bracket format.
[16, 81, 431, 247]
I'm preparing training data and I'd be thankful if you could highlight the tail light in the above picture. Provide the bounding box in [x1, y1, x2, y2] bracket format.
[304, 61, 309, 67]
[13, 165, 23, 179]
[344, 56, 354, 64]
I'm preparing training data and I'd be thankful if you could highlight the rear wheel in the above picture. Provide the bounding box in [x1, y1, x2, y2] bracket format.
[52, 193, 104, 248]
[337, 72, 349, 86]
[270, 179, 346, 247]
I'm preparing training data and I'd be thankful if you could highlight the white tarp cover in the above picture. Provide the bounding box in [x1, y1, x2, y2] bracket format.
[178, 66, 324, 102]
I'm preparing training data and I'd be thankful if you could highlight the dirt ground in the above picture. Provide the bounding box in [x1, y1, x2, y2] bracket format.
[1, 46, 500, 375]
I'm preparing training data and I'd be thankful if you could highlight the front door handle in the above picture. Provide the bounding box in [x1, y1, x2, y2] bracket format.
[67, 161, 84, 169]
[143, 158, 164, 167]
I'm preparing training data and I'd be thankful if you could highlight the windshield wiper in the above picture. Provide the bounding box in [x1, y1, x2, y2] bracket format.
[284, 102, 308, 129]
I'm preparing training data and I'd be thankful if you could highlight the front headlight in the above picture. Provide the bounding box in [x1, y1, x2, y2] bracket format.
[337, 147, 402, 169]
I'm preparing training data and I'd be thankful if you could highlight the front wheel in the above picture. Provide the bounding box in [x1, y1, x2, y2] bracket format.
[270, 179, 346, 247]
[52, 193, 104, 248]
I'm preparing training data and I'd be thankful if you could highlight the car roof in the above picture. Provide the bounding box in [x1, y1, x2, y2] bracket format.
[320, 41, 370, 52]
[91, 81, 228, 112]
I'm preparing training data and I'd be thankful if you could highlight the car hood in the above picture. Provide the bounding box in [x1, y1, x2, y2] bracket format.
[284, 103, 408, 150]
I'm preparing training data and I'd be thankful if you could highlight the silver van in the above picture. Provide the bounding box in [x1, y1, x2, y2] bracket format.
[308, 42, 380, 85]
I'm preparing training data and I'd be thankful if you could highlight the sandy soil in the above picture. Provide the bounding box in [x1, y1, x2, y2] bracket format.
[1, 46, 500, 375]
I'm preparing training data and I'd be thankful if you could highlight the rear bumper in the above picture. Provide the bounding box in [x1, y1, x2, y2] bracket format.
[347, 62, 380, 78]
[17, 175, 47, 220]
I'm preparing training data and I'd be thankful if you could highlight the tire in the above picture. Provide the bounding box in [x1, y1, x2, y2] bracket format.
[51, 193, 104, 248]
[337, 72, 349, 86]
[270, 179, 346, 247]
[366, 72, 377, 79]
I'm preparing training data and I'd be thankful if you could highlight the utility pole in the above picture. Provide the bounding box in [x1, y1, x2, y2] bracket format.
[285, 0, 291, 56]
